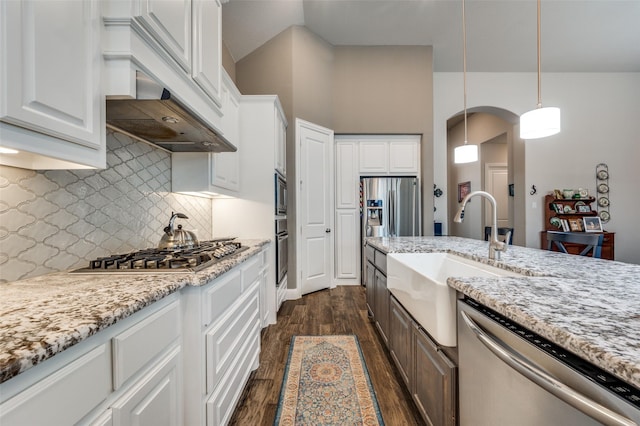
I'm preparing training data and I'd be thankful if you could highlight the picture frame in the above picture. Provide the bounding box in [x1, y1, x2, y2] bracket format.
[553, 203, 564, 213]
[577, 204, 591, 213]
[561, 219, 570, 232]
[583, 216, 603, 232]
[458, 181, 471, 203]
[568, 218, 584, 232]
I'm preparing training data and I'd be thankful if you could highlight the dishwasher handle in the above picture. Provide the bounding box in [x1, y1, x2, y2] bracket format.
[460, 311, 637, 426]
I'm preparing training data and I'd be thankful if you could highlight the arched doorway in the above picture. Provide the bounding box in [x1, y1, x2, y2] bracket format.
[446, 107, 525, 246]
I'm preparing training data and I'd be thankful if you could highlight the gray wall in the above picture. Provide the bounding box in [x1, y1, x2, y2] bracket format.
[0, 130, 212, 283]
[234, 26, 434, 288]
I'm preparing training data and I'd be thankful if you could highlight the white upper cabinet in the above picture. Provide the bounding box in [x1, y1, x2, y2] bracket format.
[103, 0, 224, 134]
[275, 108, 287, 176]
[359, 141, 388, 174]
[172, 71, 240, 196]
[0, 0, 105, 169]
[389, 140, 420, 173]
[191, 0, 222, 103]
[359, 136, 420, 175]
[335, 141, 359, 209]
[134, 0, 192, 72]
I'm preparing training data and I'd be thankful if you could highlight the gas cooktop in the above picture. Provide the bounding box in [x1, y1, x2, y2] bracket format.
[71, 239, 247, 274]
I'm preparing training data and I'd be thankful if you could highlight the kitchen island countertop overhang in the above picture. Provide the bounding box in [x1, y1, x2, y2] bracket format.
[366, 236, 640, 390]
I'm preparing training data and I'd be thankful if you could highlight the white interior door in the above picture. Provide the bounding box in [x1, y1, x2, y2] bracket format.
[485, 163, 509, 228]
[296, 119, 334, 295]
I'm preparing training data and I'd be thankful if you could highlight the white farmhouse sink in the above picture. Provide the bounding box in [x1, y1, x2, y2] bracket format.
[387, 253, 519, 347]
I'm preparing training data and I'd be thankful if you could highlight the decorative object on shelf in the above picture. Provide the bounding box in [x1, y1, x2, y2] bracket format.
[458, 181, 471, 203]
[454, 0, 478, 164]
[584, 216, 603, 232]
[596, 163, 610, 223]
[578, 188, 589, 198]
[562, 189, 575, 199]
[520, 0, 560, 139]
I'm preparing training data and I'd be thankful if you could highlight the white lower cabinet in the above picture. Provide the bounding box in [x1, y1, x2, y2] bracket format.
[111, 346, 182, 426]
[0, 345, 111, 425]
[0, 250, 268, 426]
[335, 209, 359, 281]
[182, 249, 265, 426]
[0, 295, 180, 426]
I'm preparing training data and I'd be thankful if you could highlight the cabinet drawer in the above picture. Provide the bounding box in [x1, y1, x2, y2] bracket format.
[0, 345, 111, 425]
[206, 281, 260, 394]
[112, 299, 180, 389]
[206, 324, 260, 426]
[241, 255, 261, 291]
[374, 249, 387, 275]
[365, 245, 375, 265]
[202, 269, 242, 327]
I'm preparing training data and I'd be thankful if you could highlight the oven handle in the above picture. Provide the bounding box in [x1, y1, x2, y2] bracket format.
[460, 311, 637, 426]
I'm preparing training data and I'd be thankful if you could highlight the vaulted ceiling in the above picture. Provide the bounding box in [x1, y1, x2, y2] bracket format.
[221, 0, 640, 72]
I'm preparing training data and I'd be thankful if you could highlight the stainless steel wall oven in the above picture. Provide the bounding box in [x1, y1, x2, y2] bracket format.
[275, 172, 287, 216]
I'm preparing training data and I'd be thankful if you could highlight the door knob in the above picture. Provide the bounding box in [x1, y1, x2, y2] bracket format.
[325, 228, 331, 233]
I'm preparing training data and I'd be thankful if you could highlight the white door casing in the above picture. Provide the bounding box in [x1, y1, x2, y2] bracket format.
[485, 163, 509, 228]
[296, 119, 334, 296]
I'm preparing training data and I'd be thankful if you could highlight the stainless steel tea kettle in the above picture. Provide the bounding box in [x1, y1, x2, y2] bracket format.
[158, 212, 199, 249]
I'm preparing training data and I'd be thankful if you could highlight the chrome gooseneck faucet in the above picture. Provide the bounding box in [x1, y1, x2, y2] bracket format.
[454, 190, 509, 260]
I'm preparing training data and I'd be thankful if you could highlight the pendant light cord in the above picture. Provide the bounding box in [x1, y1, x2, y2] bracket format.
[463, 0, 468, 144]
[536, 0, 542, 108]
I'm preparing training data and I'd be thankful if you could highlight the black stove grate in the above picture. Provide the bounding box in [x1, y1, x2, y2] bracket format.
[73, 240, 246, 273]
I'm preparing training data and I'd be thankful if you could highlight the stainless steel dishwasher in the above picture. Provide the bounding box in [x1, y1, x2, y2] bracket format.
[457, 297, 640, 426]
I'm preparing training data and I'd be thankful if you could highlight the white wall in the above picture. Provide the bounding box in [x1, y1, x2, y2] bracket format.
[434, 72, 640, 264]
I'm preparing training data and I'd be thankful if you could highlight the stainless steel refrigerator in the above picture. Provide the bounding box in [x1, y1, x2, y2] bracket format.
[361, 176, 421, 272]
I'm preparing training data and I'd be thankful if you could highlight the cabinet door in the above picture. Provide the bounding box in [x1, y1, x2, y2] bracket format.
[374, 270, 389, 345]
[212, 76, 240, 191]
[191, 0, 222, 105]
[389, 140, 419, 174]
[335, 209, 359, 280]
[335, 141, 359, 209]
[413, 325, 457, 426]
[134, 0, 192, 72]
[111, 346, 182, 426]
[365, 261, 376, 318]
[275, 109, 286, 176]
[359, 141, 388, 173]
[389, 297, 413, 387]
[0, 0, 102, 150]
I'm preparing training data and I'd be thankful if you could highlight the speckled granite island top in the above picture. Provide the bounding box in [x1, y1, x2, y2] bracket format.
[367, 236, 640, 389]
[0, 239, 269, 384]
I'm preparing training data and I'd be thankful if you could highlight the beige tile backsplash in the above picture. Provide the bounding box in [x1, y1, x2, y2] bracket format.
[0, 130, 212, 283]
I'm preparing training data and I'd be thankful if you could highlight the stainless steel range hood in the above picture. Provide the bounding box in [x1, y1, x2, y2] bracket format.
[106, 72, 236, 153]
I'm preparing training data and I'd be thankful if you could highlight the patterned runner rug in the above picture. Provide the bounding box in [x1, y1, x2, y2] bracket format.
[274, 335, 384, 425]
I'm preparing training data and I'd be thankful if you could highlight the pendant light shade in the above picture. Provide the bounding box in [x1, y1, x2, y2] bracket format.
[454, 144, 478, 164]
[520, 0, 560, 140]
[454, 0, 478, 164]
[520, 106, 560, 139]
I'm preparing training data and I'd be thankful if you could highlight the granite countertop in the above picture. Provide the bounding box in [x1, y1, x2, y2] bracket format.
[366, 236, 640, 389]
[0, 239, 270, 384]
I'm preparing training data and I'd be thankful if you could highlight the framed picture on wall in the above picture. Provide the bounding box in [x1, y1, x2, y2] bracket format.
[458, 181, 471, 203]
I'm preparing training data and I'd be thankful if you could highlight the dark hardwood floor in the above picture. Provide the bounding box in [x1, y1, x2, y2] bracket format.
[229, 285, 424, 425]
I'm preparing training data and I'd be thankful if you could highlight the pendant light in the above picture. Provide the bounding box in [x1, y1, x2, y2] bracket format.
[520, 0, 560, 139]
[454, 0, 478, 164]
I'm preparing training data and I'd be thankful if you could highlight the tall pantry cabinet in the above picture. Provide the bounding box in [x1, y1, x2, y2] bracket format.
[211, 96, 288, 323]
